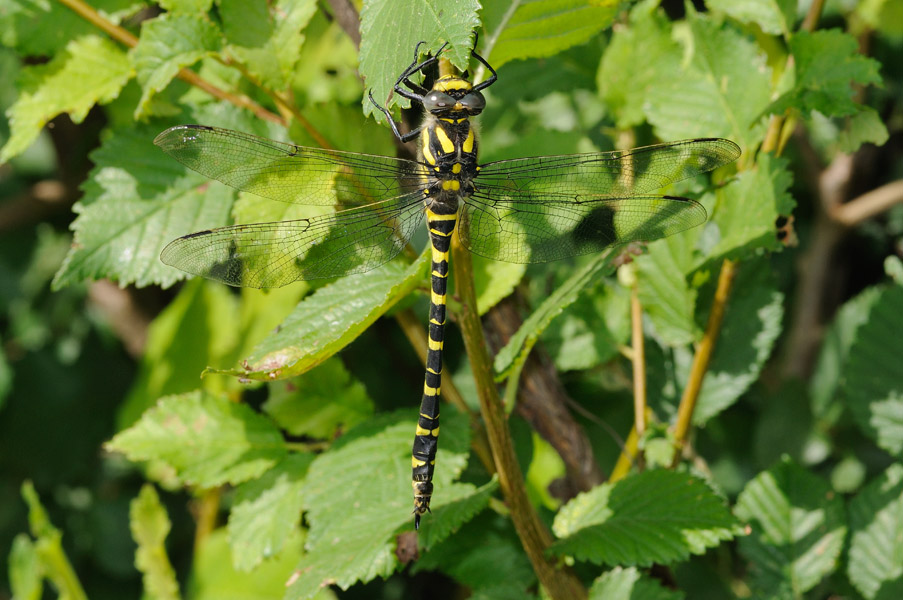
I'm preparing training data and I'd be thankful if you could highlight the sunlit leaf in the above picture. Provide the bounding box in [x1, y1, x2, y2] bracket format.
[129, 485, 180, 600]
[1, 35, 131, 162]
[589, 566, 685, 600]
[551, 470, 740, 566]
[107, 391, 286, 487]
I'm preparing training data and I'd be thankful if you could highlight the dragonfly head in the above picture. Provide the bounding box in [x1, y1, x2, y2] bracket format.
[424, 76, 486, 116]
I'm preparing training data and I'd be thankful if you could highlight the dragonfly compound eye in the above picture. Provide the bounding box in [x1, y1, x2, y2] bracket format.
[459, 91, 486, 114]
[423, 91, 456, 113]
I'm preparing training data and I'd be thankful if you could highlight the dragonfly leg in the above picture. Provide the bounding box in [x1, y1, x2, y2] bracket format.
[368, 91, 423, 143]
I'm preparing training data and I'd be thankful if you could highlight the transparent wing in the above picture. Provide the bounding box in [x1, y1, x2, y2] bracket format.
[459, 191, 706, 264]
[160, 193, 426, 287]
[154, 125, 426, 207]
[475, 138, 740, 199]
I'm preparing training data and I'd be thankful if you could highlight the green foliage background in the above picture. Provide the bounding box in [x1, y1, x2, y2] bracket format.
[1, 0, 902, 598]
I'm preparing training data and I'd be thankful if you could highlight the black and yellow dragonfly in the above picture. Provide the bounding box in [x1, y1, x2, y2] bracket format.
[156, 41, 740, 529]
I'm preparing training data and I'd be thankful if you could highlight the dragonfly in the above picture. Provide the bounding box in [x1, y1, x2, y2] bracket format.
[156, 40, 740, 529]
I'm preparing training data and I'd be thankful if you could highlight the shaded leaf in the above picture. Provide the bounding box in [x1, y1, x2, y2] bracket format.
[263, 357, 374, 438]
[228, 453, 313, 572]
[222, 249, 429, 380]
[844, 285, 903, 457]
[107, 391, 286, 488]
[838, 106, 890, 152]
[810, 286, 883, 421]
[129, 485, 180, 600]
[470, 255, 526, 315]
[494, 251, 617, 379]
[415, 511, 535, 598]
[542, 280, 630, 371]
[550, 470, 740, 566]
[285, 412, 474, 598]
[589, 566, 685, 600]
[734, 457, 846, 597]
[131, 13, 223, 116]
[848, 464, 903, 599]
[483, 0, 617, 68]
[769, 29, 882, 118]
[1, 35, 131, 162]
[709, 153, 795, 260]
[647, 258, 785, 424]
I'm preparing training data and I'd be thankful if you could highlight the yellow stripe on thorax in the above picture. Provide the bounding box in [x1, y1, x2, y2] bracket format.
[421, 129, 436, 165]
[434, 127, 455, 154]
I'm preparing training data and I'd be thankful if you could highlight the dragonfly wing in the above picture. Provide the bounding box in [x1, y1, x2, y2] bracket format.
[476, 138, 740, 197]
[154, 125, 426, 207]
[161, 193, 426, 287]
[459, 191, 707, 264]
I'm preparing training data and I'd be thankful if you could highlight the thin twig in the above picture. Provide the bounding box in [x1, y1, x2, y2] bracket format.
[57, 0, 286, 126]
[630, 284, 647, 440]
[325, 0, 361, 49]
[830, 179, 903, 226]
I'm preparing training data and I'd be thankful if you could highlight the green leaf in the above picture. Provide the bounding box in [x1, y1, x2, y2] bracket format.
[221, 249, 430, 380]
[0, 0, 142, 56]
[589, 566, 685, 600]
[647, 258, 785, 424]
[117, 280, 239, 428]
[130, 485, 180, 600]
[848, 464, 903, 599]
[0, 334, 11, 409]
[8, 534, 42, 600]
[769, 29, 883, 118]
[20, 481, 88, 600]
[286, 412, 474, 598]
[734, 457, 846, 597]
[482, 0, 618, 69]
[810, 286, 883, 421]
[1, 35, 131, 163]
[706, 0, 795, 36]
[598, 6, 681, 130]
[359, 0, 480, 116]
[220, 0, 317, 91]
[415, 478, 497, 550]
[228, 453, 313, 572]
[635, 230, 701, 347]
[51, 122, 235, 289]
[131, 13, 223, 117]
[107, 391, 286, 487]
[470, 255, 526, 315]
[159, 0, 215, 13]
[550, 470, 740, 566]
[643, 11, 772, 150]
[838, 106, 890, 153]
[542, 280, 630, 371]
[187, 528, 318, 600]
[709, 154, 795, 260]
[415, 511, 535, 598]
[494, 251, 617, 379]
[262, 357, 374, 438]
[844, 285, 903, 457]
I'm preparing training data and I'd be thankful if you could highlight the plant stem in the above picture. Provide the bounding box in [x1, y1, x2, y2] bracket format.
[671, 259, 738, 457]
[630, 283, 647, 440]
[451, 240, 587, 600]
